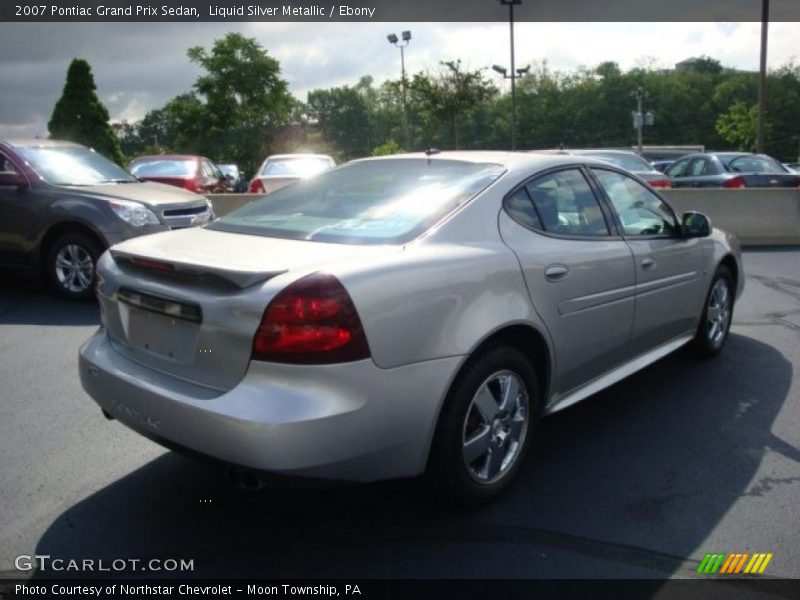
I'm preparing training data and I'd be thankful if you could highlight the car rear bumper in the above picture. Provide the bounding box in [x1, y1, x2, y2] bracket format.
[79, 329, 461, 482]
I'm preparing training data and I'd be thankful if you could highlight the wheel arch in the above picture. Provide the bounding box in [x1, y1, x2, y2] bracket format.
[423, 321, 553, 470]
[719, 253, 739, 298]
[40, 221, 107, 272]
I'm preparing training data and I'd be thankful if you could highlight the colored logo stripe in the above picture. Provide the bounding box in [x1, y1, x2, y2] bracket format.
[698, 552, 773, 575]
[697, 553, 726, 574]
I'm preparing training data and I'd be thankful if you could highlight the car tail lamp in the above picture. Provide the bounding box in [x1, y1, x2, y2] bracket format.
[184, 179, 200, 193]
[252, 272, 371, 364]
[723, 176, 746, 189]
[249, 178, 266, 193]
[649, 178, 671, 189]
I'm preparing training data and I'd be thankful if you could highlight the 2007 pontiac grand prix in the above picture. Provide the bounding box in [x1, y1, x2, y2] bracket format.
[79, 151, 742, 505]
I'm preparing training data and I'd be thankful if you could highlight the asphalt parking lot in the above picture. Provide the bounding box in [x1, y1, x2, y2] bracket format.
[0, 248, 798, 580]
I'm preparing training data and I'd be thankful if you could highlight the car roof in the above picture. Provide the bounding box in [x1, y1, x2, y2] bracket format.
[131, 154, 203, 161]
[3, 138, 84, 149]
[534, 148, 642, 157]
[265, 154, 334, 160]
[350, 150, 624, 176]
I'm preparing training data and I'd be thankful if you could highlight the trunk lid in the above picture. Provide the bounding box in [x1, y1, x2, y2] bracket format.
[100, 228, 399, 391]
[741, 173, 800, 188]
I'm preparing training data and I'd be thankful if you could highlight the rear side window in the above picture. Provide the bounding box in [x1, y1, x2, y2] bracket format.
[666, 159, 689, 178]
[523, 169, 610, 236]
[687, 158, 710, 176]
[504, 188, 543, 230]
[592, 168, 678, 237]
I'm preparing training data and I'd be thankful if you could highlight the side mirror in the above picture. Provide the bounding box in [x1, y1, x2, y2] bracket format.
[0, 171, 27, 188]
[681, 211, 711, 238]
[223, 173, 235, 181]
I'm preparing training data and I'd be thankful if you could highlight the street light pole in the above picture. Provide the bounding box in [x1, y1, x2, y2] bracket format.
[757, 0, 769, 154]
[500, 0, 521, 150]
[387, 31, 412, 150]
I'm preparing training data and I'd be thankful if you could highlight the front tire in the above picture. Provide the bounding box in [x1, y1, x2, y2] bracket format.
[693, 265, 734, 357]
[427, 345, 539, 506]
[45, 232, 102, 300]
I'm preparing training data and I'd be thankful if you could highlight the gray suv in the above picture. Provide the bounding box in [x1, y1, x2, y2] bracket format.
[0, 139, 214, 299]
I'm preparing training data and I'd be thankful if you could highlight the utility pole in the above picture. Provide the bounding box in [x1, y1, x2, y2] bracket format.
[633, 86, 645, 154]
[499, 0, 521, 150]
[756, 0, 769, 154]
[387, 31, 412, 150]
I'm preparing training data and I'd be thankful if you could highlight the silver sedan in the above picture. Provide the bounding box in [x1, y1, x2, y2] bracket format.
[79, 152, 743, 505]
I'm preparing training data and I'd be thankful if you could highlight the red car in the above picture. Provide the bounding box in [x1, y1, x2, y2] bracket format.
[128, 155, 232, 194]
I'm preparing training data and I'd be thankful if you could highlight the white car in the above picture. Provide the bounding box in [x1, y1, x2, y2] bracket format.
[248, 153, 335, 194]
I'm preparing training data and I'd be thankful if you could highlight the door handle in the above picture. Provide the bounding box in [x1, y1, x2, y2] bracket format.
[641, 258, 657, 270]
[544, 265, 570, 281]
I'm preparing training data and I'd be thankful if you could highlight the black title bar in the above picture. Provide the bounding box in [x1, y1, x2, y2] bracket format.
[3, 0, 800, 22]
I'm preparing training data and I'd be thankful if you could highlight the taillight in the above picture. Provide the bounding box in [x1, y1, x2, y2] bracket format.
[252, 272, 370, 364]
[184, 179, 199, 193]
[649, 178, 671, 189]
[723, 176, 746, 189]
[130, 257, 174, 272]
[249, 178, 265, 193]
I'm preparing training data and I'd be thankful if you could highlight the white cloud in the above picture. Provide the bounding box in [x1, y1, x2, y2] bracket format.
[1, 21, 798, 138]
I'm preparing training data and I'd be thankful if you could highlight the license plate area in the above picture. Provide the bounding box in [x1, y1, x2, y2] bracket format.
[117, 288, 201, 362]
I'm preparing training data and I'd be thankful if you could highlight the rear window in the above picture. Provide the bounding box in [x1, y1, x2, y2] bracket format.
[130, 158, 196, 178]
[584, 152, 652, 172]
[209, 158, 505, 245]
[260, 157, 333, 177]
[726, 155, 786, 174]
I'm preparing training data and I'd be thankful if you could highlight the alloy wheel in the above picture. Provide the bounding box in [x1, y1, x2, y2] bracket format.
[54, 244, 94, 294]
[706, 278, 731, 347]
[462, 370, 529, 484]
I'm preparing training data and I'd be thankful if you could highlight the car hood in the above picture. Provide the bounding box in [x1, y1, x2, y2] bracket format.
[67, 181, 204, 206]
[109, 226, 401, 287]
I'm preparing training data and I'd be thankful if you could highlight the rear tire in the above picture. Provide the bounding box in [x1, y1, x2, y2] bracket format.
[693, 265, 734, 357]
[45, 232, 102, 300]
[426, 345, 539, 507]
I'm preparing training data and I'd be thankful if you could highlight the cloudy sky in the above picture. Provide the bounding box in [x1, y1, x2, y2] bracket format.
[0, 21, 798, 138]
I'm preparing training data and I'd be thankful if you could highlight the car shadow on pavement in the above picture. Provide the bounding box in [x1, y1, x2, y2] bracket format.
[0, 270, 99, 326]
[32, 333, 793, 580]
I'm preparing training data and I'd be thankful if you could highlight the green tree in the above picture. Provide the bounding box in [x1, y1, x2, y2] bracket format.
[307, 85, 371, 160]
[187, 33, 293, 173]
[410, 60, 497, 149]
[48, 58, 124, 164]
[716, 102, 759, 151]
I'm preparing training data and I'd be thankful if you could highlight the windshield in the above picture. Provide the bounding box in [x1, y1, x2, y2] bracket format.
[209, 158, 505, 245]
[218, 164, 238, 178]
[129, 158, 196, 178]
[584, 152, 652, 172]
[726, 155, 787, 174]
[16, 145, 136, 185]
[260, 157, 332, 178]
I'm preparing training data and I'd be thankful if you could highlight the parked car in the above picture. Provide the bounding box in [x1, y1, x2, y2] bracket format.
[665, 152, 800, 188]
[129, 155, 232, 194]
[536, 149, 671, 189]
[80, 152, 742, 504]
[0, 139, 213, 299]
[650, 159, 675, 173]
[248, 153, 335, 194]
[218, 164, 248, 193]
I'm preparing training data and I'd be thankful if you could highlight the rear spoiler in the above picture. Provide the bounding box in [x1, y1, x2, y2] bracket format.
[110, 249, 285, 289]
